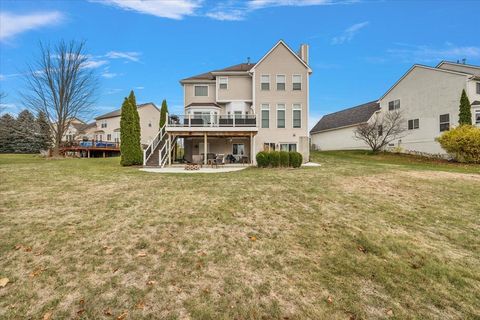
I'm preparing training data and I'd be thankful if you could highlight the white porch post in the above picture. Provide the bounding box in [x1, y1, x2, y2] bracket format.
[250, 132, 254, 165]
[204, 133, 208, 165]
[168, 133, 172, 166]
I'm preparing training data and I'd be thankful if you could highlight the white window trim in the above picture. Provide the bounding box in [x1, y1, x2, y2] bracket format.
[261, 104, 270, 128]
[408, 118, 419, 130]
[219, 77, 228, 90]
[439, 113, 450, 132]
[193, 84, 209, 97]
[260, 74, 270, 90]
[276, 74, 286, 91]
[292, 74, 302, 90]
[292, 103, 302, 128]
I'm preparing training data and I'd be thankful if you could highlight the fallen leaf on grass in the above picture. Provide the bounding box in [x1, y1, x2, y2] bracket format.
[77, 309, 85, 315]
[43, 311, 53, 320]
[103, 309, 113, 316]
[137, 252, 147, 257]
[386, 309, 394, 316]
[357, 245, 366, 253]
[117, 311, 128, 319]
[135, 301, 145, 309]
[249, 236, 257, 241]
[146, 280, 156, 286]
[327, 296, 333, 304]
[30, 268, 45, 278]
[0, 278, 9, 287]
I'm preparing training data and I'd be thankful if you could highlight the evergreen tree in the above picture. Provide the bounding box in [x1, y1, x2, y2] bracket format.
[120, 97, 134, 166]
[159, 99, 168, 128]
[127, 90, 143, 164]
[458, 89, 472, 125]
[14, 110, 37, 153]
[36, 111, 52, 151]
[0, 113, 16, 153]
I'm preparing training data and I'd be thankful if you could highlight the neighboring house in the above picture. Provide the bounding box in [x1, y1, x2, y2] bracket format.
[310, 101, 380, 151]
[95, 102, 160, 146]
[311, 61, 480, 155]
[147, 40, 311, 166]
[62, 118, 87, 142]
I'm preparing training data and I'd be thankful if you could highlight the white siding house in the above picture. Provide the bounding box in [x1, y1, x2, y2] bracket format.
[311, 61, 480, 155]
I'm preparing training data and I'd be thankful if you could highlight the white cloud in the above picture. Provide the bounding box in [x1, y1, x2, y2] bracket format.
[105, 51, 141, 62]
[102, 71, 118, 78]
[0, 11, 64, 42]
[387, 43, 480, 63]
[205, 9, 245, 21]
[135, 86, 145, 90]
[92, 0, 201, 19]
[331, 21, 369, 45]
[82, 59, 109, 69]
[248, 0, 345, 9]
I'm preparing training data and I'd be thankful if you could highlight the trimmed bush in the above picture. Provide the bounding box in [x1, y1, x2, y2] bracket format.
[437, 125, 480, 163]
[269, 151, 280, 167]
[279, 151, 289, 167]
[289, 151, 303, 168]
[256, 151, 269, 167]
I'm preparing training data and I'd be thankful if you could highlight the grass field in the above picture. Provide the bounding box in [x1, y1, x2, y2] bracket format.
[1, 151, 479, 319]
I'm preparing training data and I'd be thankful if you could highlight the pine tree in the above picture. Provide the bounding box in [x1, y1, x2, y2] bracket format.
[458, 89, 472, 125]
[14, 110, 37, 153]
[128, 90, 143, 165]
[36, 111, 52, 151]
[159, 99, 168, 128]
[0, 113, 16, 153]
[120, 97, 134, 166]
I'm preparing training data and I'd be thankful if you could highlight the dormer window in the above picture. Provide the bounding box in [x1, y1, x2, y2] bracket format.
[219, 77, 228, 90]
[194, 85, 208, 96]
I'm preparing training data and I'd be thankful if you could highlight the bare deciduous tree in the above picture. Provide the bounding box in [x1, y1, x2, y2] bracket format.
[22, 40, 98, 156]
[0, 91, 7, 114]
[354, 110, 406, 152]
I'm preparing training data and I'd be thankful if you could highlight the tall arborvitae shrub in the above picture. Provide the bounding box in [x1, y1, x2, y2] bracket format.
[36, 111, 52, 151]
[0, 113, 16, 153]
[159, 99, 168, 128]
[458, 89, 472, 125]
[126, 91, 143, 165]
[120, 98, 135, 166]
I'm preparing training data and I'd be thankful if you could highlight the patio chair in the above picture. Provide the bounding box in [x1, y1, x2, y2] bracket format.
[212, 154, 225, 167]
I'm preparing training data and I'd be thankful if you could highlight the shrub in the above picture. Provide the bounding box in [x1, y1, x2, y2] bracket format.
[269, 151, 280, 167]
[256, 151, 269, 167]
[279, 151, 289, 167]
[437, 125, 480, 163]
[289, 151, 303, 168]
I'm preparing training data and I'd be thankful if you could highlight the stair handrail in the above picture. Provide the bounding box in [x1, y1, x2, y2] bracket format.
[143, 124, 166, 166]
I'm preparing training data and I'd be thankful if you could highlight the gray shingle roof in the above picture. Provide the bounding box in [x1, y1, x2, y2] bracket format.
[310, 101, 380, 134]
[181, 63, 256, 82]
[95, 103, 157, 120]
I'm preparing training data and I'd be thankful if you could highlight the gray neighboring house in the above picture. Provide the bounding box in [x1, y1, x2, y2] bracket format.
[311, 61, 480, 154]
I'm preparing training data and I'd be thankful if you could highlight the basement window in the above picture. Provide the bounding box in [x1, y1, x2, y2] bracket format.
[439, 114, 450, 132]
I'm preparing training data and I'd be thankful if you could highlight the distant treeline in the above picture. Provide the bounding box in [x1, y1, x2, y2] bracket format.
[0, 110, 51, 153]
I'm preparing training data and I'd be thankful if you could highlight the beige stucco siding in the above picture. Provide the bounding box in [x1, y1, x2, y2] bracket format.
[253, 43, 310, 161]
[380, 67, 468, 154]
[184, 83, 216, 106]
[311, 126, 370, 151]
[217, 75, 252, 101]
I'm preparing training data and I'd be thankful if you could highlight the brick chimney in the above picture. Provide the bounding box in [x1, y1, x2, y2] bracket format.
[299, 44, 309, 64]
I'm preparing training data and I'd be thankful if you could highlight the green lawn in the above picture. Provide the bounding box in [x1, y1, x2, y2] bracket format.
[0, 152, 479, 319]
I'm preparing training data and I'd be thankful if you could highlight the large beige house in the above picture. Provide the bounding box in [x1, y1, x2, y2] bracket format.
[145, 40, 312, 167]
[95, 102, 160, 146]
[311, 61, 480, 155]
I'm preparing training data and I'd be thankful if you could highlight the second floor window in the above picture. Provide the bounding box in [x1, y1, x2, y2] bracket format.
[261, 104, 269, 128]
[276, 75, 286, 91]
[261, 75, 270, 91]
[408, 119, 419, 130]
[101, 120, 107, 128]
[219, 77, 228, 89]
[194, 85, 208, 96]
[292, 104, 301, 128]
[440, 114, 450, 132]
[277, 104, 285, 128]
[476, 110, 480, 125]
[107, 134, 111, 141]
[477, 82, 480, 94]
[292, 75, 302, 91]
[388, 99, 400, 111]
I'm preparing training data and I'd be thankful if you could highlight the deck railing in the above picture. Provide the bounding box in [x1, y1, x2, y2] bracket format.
[62, 140, 120, 149]
[167, 114, 257, 128]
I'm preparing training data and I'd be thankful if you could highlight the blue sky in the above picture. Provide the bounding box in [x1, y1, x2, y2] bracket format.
[1, 0, 479, 128]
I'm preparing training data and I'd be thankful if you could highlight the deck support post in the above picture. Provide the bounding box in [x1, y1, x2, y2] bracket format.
[204, 133, 207, 165]
[168, 133, 172, 166]
[87, 150, 90, 158]
[250, 132, 254, 165]
[103, 151, 105, 158]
